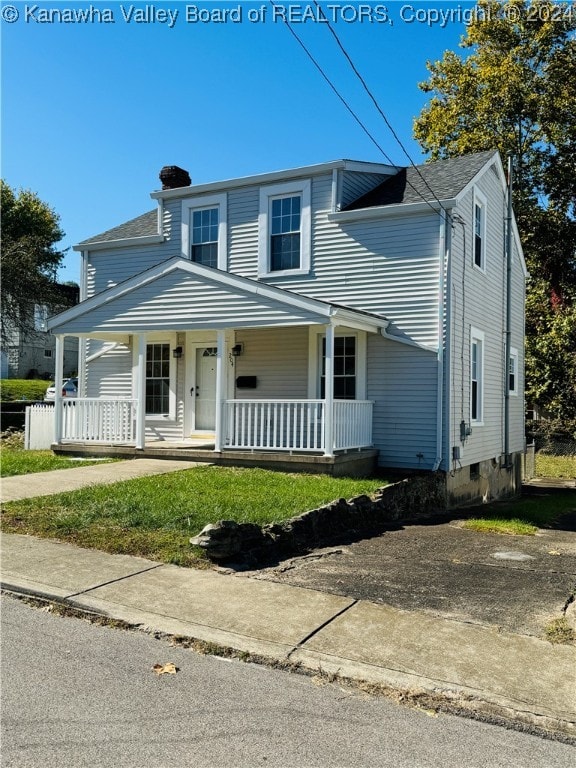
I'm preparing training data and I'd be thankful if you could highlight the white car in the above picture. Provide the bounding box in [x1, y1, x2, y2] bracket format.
[45, 378, 78, 402]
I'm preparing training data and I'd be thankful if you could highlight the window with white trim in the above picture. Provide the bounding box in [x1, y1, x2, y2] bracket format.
[182, 193, 227, 270]
[509, 347, 519, 395]
[471, 328, 484, 423]
[258, 180, 311, 277]
[473, 189, 487, 271]
[321, 336, 357, 399]
[191, 207, 219, 267]
[146, 343, 170, 415]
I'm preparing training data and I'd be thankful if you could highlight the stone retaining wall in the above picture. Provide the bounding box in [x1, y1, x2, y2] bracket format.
[191, 473, 447, 565]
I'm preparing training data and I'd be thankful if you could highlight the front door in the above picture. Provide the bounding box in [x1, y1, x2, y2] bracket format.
[194, 347, 217, 431]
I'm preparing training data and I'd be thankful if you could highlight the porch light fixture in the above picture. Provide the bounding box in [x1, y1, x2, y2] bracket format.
[172, 346, 183, 359]
[231, 343, 243, 357]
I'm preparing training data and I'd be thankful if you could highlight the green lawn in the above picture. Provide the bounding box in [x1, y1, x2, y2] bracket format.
[461, 493, 575, 536]
[0, 466, 385, 567]
[535, 453, 576, 479]
[0, 447, 116, 477]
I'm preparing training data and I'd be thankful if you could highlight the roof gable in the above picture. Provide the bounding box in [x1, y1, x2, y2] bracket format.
[48, 258, 389, 336]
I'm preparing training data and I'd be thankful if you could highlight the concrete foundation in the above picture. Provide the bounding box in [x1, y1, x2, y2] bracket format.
[445, 452, 523, 508]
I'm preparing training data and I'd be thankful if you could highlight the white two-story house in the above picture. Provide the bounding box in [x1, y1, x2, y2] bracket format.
[48, 150, 526, 505]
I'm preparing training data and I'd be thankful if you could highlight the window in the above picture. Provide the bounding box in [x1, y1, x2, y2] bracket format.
[44, 349, 53, 358]
[470, 328, 484, 423]
[321, 336, 356, 400]
[34, 305, 48, 332]
[473, 189, 487, 271]
[182, 193, 227, 270]
[509, 348, 518, 395]
[191, 207, 218, 267]
[258, 180, 311, 276]
[146, 343, 170, 415]
[270, 196, 301, 271]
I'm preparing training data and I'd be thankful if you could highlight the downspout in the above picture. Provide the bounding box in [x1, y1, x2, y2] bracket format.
[433, 211, 447, 471]
[504, 154, 514, 467]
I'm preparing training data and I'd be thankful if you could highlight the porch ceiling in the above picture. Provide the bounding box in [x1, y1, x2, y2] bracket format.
[48, 257, 389, 336]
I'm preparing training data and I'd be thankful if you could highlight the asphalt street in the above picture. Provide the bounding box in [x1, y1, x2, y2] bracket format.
[1, 595, 575, 768]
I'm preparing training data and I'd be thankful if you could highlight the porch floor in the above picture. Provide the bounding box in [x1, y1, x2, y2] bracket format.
[52, 441, 379, 478]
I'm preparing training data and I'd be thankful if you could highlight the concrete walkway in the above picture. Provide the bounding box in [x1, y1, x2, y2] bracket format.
[1, 532, 575, 739]
[0, 458, 203, 503]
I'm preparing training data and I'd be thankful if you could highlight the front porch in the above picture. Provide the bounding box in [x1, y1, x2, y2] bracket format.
[47, 257, 390, 472]
[52, 434, 379, 477]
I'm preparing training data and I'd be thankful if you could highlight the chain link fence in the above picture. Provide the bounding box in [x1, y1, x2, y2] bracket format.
[526, 420, 576, 479]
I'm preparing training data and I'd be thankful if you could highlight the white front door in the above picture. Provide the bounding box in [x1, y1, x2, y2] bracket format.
[194, 347, 217, 431]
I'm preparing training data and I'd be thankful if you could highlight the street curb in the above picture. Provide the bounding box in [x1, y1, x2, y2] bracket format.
[3, 583, 575, 745]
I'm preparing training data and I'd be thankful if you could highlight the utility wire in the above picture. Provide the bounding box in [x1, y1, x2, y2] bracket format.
[311, 0, 450, 216]
[269, 0, 445, 217]
[268, 0, 396, 166]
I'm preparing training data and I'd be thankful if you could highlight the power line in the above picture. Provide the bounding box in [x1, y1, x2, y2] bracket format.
[311, 0, 450, 216]
[269, 0, 446, 217]
[268, 1, 396, 166]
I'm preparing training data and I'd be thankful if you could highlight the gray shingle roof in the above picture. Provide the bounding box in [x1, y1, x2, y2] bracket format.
[344, 150, 499, 210]
[78, 151, 499, 245]
[78, 209, 158, 245]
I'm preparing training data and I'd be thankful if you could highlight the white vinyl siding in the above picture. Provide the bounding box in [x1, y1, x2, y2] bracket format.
[340, 171, 390, 209]
[447, 165, 525, 466]
[233, 327, 309, 399]
[368, 334, 438, 470]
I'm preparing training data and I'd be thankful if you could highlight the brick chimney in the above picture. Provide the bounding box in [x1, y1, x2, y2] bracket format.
[159, 166, 191, 190]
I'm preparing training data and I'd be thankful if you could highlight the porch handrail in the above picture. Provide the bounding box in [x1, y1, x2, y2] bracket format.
[61, 398, 137, 444]
[224, 399, 373, 453]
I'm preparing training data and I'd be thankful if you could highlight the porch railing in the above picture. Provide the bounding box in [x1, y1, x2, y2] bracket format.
[61, 398, 137, 443]
[224, 399, 373, 453]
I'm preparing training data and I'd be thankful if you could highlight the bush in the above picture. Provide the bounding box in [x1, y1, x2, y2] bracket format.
[0, 379, 49, 402]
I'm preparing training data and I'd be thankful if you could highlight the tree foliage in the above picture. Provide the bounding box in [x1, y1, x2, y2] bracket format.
[414, 0, 576, 419]
[1, 181, 66, 344]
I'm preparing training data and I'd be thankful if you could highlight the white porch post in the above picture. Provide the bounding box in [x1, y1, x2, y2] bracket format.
[135, 333, 147, 450]
[214, 330, 226, 452]
[324, 323, 335, 457]
[54, 335, 64, 444]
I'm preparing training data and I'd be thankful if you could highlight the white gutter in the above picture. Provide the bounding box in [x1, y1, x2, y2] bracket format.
[328, 198, 456, 223]
[149, 159, 398, 201]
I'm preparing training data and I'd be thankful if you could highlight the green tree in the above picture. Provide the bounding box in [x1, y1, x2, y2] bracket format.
[1, 181, 66, 344]
[414, 0, 576, 420]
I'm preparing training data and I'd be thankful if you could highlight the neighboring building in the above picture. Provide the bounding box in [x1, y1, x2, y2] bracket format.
[47, 151, 526, 505]
[3, 284, 79, 380]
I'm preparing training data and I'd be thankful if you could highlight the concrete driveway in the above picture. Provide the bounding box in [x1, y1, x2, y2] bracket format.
[252, 494, 576, 639]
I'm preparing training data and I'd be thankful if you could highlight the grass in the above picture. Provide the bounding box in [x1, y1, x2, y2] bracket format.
[0, 379, 50, 402]
[535, 453, 576, 479]
[0, 447, 117, 477]
[0, 465, 385, 567]
[544, 617, 575, 645]
[461, 493, 575, 536]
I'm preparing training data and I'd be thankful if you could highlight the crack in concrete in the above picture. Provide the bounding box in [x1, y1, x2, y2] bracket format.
[287, 599, 358, 659]
[65, 564, 164, 599]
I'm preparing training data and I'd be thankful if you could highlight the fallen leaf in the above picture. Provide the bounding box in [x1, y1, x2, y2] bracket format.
[153, 662, 178, 675]
[548, 550, 561, 556]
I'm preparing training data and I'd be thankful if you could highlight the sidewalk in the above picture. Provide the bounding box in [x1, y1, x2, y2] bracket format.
[0, 458, 203, 503]
[1, 532, 574, 739]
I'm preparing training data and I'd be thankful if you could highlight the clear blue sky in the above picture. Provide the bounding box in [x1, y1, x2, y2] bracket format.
[2, 1, 477, 282]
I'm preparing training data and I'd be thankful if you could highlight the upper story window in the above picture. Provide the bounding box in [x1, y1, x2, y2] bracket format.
[470, 327, 484, 423]
[509, 347, 519, 395]
[271, 196, 301, 271]
[258, 179, 311, 277]
[192, 207, 219, 268]
[182, 193, 227, 270]
[473, 189, 487, 271]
